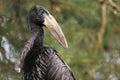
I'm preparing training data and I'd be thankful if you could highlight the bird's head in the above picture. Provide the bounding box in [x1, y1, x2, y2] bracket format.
[27, 6, 68, 48]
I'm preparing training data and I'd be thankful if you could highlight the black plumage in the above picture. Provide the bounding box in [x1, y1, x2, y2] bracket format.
[20, 6, 76, 80]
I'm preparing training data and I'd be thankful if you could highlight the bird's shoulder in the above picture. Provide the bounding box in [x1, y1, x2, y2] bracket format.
[42, 46, 76, 80]
[42, 45, 65, 64]
[42, 45, 57, 55]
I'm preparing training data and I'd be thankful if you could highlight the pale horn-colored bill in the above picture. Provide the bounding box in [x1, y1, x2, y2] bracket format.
[43, 14, 68, 48]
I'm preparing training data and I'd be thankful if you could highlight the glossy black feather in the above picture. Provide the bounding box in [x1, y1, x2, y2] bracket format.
[20, 6, 76, 80]
[21, 44, 76, 80]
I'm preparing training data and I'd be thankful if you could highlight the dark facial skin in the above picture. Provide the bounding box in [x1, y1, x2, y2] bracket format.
[27, 6, 49, 26]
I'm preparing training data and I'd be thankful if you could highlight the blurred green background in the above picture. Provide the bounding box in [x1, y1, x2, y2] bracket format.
[0, 0, 120, 80]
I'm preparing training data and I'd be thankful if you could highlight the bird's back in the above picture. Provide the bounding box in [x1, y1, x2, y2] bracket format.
[43, 46, 76, 80]
[21, 45, 76, 80]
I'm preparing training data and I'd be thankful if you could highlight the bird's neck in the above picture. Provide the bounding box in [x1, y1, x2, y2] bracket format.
[29, 23, 44, 47]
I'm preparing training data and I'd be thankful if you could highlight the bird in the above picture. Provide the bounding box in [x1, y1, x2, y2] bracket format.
[20, 5, 76, 80]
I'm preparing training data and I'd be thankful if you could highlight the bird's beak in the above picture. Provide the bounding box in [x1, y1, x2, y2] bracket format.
[43, 14, 68, 48]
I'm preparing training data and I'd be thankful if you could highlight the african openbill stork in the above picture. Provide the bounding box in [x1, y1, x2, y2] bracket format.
[20, 6, 76, 80]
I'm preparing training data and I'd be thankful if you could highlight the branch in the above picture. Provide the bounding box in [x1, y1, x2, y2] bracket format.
[98, 0, 105, 4]
[94, 0, 106, 54]
[108, 0, 120, 12]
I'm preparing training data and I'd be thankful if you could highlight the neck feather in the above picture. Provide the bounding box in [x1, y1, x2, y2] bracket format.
[28, 22, 44, 47]
[33, 28, 44, 47]
[20, 23, 44, 71]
